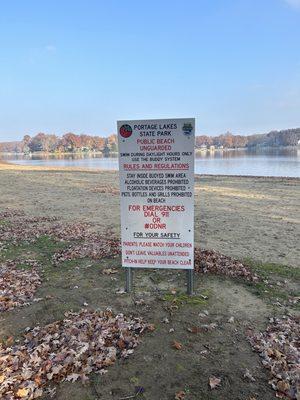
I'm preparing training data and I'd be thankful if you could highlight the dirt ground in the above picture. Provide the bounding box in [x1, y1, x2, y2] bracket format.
[0, 162, 299, 400]
[0, 162, 299, 267]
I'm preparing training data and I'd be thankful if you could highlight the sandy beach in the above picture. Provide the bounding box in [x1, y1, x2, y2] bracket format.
[1, 161, 299, 267]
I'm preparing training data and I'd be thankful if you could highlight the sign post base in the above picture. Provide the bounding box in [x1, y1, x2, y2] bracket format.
[125, 267, 133, 292]
[187, 269, 194, 295]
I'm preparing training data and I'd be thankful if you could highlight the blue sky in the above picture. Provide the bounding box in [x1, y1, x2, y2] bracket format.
[1, 0, 300, 141]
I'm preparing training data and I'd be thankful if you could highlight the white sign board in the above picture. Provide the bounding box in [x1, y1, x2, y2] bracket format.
[118, 118, 195, 270]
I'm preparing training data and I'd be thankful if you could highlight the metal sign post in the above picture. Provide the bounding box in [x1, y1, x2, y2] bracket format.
[125, 267, 133, 292]
[186, 269, 194, 295]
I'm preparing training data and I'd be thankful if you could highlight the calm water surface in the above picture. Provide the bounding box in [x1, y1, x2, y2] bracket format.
[2, 148, 300, 177]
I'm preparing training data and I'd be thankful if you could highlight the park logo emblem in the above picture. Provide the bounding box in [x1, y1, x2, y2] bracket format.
[182, 122, 193, 136]
[119, 124, 133, 138]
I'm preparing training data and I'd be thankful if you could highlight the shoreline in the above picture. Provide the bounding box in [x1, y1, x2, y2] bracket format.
[0, 160, 299, 180]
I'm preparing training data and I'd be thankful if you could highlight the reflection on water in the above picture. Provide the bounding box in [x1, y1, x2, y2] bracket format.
[1, 148, 299, 177]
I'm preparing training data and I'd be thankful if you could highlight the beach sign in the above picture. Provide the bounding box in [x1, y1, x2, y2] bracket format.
[118, 118, 195, 293]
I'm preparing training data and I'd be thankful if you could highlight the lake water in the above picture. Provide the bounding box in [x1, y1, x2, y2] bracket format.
[2, 148, 299, 177]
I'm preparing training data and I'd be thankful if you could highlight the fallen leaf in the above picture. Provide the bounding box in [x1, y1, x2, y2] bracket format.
[277, 380, 290, 392]
[6, 336, 14, 346]
[102, 268, 118, 275]
[243, 369, 255, 382]
[16, 388, 30, 397]
[147, 324, 155, 332]
[116, 289, 126, 294]
[175, 390, 185, 399]
[274, 349, 283, 359]
[187, 326, 200, 334]
[134, 299, 145, 305]
[172, 340, 182, 350]
[209, 376, 221, 389]
[117, 339, 126, 349]
[66, 373, 80, 382]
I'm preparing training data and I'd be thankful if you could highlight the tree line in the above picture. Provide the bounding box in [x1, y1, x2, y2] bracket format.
[0, 128, 299, 153]
[0, 133, 118, 154]
[195, 128, 300, 149]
